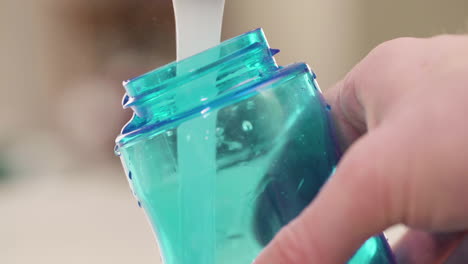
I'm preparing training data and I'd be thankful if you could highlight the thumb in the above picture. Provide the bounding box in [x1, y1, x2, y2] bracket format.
[254, 126, 402, 263]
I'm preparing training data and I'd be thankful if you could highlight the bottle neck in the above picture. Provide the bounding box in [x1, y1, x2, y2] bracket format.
[121, 29, 279, 123]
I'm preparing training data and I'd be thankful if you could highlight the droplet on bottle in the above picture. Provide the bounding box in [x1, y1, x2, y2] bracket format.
[242, 120, 253, 132]
[128, 171, 133, 180]
[137, 201, 142, 208]
[114, 145, 121, 156]
[326, 104, 332, 111]
[166, 130, 174, 137]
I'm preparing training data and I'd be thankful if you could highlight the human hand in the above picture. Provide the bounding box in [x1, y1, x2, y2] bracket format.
[254, 35, 468, 263]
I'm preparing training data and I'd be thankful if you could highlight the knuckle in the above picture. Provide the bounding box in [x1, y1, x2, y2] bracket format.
[352, 37, 422, 88]
[372, 37, 420, 57]
[429, 34, 453, 42]
[354, 37, 428, 103]
[365, 37, 423, 71]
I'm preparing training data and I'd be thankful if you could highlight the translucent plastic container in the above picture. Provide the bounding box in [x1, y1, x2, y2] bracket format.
[115, 29, 395, 264]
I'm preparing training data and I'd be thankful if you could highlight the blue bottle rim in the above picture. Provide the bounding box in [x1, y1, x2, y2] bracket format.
[116, 62, 315, 148]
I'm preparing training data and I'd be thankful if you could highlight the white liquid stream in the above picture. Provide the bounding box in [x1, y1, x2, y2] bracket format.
[173, 0, 225, 60]
[172, 0, 225, 263]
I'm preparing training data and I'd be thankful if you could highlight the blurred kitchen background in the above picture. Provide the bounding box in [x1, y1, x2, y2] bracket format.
[1, 0, 467, 263]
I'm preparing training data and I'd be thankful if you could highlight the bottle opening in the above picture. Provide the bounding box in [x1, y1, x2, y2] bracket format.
[123, 28, 275, 103]
[117, 28, 282, 147]
[122, 29, 279, 121]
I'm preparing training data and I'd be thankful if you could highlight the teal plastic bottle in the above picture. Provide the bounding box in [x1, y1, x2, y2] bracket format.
[115, 29, 395, 264]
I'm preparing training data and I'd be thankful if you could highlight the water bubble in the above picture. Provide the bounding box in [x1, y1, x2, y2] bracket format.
[246, 100, 255, 110]
[298, 134, 305, 143]
[166, 131, 174, 137]
[114, 145, 121, 156]
[137, 201, 142, 208]
[204, 136, 209, 140]
[227, 141, 242, 151]
[216, 127, 224, 135]
[201, 107, 210, 115]
[128, 171, 133, 180]
[242, 120, 253, 132]
[326, 104, 332, 111]
[296, 178, 305, 192]
[227, 234, 244, 240]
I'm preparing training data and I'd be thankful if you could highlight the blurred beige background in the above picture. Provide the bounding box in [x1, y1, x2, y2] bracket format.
[1, 0, 467, 263]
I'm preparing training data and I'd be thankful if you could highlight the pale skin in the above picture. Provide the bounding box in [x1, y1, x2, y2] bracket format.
[253, 35, 468, 263]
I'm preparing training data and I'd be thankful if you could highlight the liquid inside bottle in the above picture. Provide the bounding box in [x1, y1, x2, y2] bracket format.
[115, 29, 395, 264]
